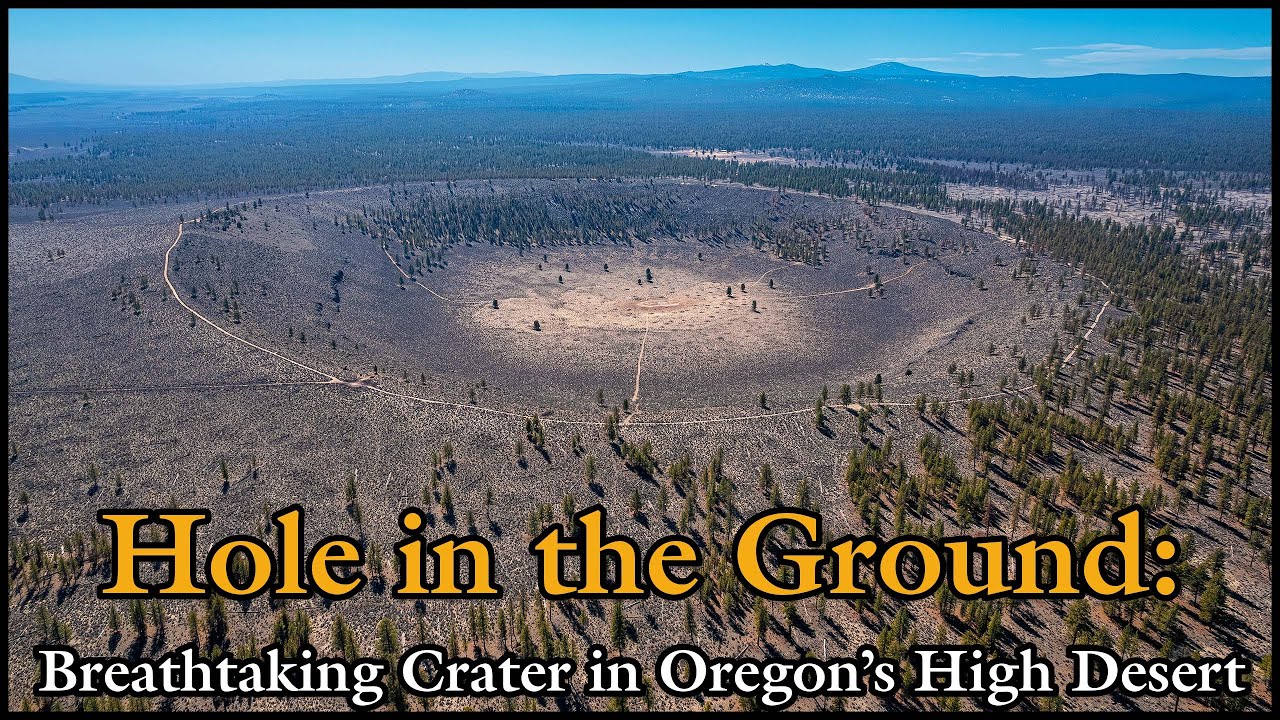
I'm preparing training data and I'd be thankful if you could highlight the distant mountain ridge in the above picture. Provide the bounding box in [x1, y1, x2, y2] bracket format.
[849, 61, 957, 77]
[8, 73, 102, 93]
[7, 69, 543, 93]
[8, 64, 1270, 113]
[240, 70, 543, 87]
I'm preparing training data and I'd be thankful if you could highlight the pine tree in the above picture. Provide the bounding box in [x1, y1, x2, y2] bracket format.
[609, 601, 627, 650]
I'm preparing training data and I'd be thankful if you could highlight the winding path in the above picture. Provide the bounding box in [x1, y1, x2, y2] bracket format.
[159, 219, 600, 425]
[629, 319, 649, 408]
[768, 259, 929, 301]
[382, 244, 490, 305]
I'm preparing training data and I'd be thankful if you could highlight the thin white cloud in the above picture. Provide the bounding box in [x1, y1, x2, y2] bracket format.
[1036, 44, 1271, 65]
[955, 51, 1023, 58]
[1034, 43, 1149, 52]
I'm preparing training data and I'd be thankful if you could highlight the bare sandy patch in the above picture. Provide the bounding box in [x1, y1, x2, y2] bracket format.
[468, 264, 808, 357]
[650, 147, 799, 166]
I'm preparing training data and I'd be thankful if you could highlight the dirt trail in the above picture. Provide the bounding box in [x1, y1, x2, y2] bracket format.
[8, 380, 336, 396]
[751, 266, 787, 288]
[630, 320, 649, 407]
[165, 221, 343, 384]
[161, 220, 600, 425]
[619, 318, 650, 427]
[770, 259, 928, 301]
[382, 245, 490, 305]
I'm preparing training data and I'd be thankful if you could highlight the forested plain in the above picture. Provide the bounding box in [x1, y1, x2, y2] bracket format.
[8, 67, 1273, 210]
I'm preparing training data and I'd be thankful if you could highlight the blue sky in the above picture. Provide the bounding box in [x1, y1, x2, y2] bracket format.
[8, 9, 1272, 85]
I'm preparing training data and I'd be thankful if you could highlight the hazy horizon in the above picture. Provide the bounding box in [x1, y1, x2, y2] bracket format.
[10, 60, 1275, 91]
[8, 9, 1273, 86]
